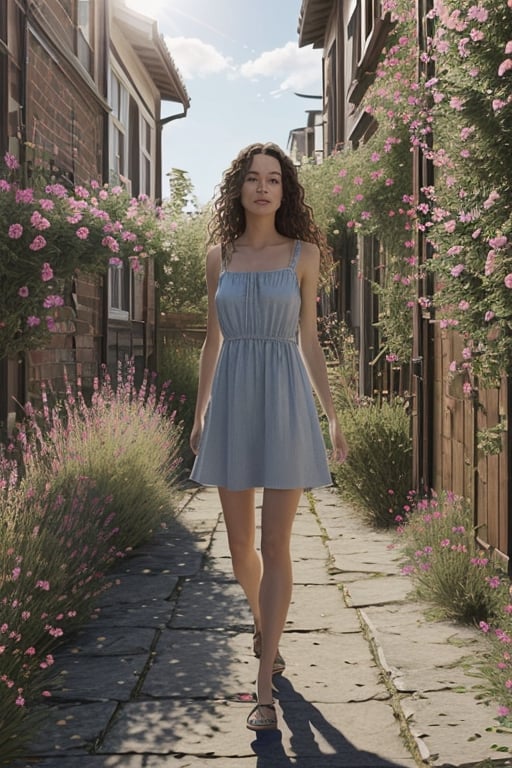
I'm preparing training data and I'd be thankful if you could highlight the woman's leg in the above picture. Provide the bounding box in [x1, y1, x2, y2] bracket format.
[257, 487, 302, 705]
[218, 487, 262, 632]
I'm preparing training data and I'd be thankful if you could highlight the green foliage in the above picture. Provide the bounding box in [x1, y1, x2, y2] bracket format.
[159, 169, 209, 314]
[398, 492, 508, 624]
[332, 395, 413, 527]
[0, 362, 183, 762]
[160, 210, 209, 314]
[158, 337, 200, 467]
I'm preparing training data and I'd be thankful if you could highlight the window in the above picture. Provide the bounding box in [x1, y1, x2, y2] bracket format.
[139, 115, 152, 196]
[109, 71, 128, 179]
[108, 262, 132, 320]
[76, 0, 93, 74]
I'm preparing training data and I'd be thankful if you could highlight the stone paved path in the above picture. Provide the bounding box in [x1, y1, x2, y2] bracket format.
[17, 487, 511, 767]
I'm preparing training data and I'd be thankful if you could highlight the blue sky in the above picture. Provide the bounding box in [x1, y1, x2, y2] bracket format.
[125, 0, 323, 204]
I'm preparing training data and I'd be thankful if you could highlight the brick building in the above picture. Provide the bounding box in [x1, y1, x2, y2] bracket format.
[0, 0, 189, 432]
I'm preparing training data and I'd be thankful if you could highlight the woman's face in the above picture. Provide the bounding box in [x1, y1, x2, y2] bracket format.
[240, 153, 283, 216]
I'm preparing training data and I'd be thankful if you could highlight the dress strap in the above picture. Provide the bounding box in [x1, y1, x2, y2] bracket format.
[289, 240, 302, 271]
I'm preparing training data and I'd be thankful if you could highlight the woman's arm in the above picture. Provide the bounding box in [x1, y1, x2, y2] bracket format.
[190, 245, 223, 455]
[297, 242, 348, 464]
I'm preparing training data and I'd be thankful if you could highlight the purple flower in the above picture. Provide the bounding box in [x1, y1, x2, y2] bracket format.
[26, 316, 41, 327]
[8, 223, 23, 239]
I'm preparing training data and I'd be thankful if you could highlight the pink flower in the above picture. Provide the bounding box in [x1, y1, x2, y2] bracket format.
[483, 190, 500, 209]
[462, 347, 472, 360]
[504, 274, 512, 289]
[485, 250, 496, 276]
[8, 223, 23, 239]
[102, 235, 120, 253]
[479, 621, 490, 633]
[39, 198, 54, 211]
[484, 310, 495, 322]
[354, 176, 364, 185]
[4, 151, 19, 170]
[109, 256, 123, 267]
[18, 286, 29, 298]
[458, 300, 470, 310]
[450, 264, 464, 277]
[26, 316, 41, 328]
[43, 295, 64, 308]
[36, 580, 50, 590]
[30, 211, 50, 230]
[385, 178, 394, 186]
[41, 263, 54, 282]
[76, 227, 89, 240]
[30, 235, 47, 251]
[492, 99, 507, 112]
[444, 219, 456, 233]
[332, 184, 342, 194]
[450, 96, 464, 111]
[467, 5, 488, 21]
[15, 188, 34, 204]
[489, 235, 508, 249]
[337, 204, 346, 213]
[338, 168, 347, 177]
[498, 59, 512, 77]
[371, 152, 380, 162]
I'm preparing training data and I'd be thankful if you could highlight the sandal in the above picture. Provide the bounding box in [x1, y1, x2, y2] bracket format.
[246, 702, 277, 731]
[252, 631, 286, 675]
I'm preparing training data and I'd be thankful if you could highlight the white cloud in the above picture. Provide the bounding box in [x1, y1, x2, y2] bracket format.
[240, 42, 322, 94]
[166, 36, 233, 79]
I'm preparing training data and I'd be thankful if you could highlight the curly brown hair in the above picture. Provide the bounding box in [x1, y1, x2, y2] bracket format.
[208, 142, 331, 269]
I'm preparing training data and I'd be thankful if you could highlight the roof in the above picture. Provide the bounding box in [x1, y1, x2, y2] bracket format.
[298, 0, 334, 48]
[113, 3, 190, 107]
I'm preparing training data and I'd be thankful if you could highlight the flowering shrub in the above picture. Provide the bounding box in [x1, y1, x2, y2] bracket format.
[331, 394, 413, 527]
[478, 603, 512, 723]
[0, 153, 167, 357]
[420, 0, 512, 386]
[0, 362, 183, 762]
[398, 491, 508, 623]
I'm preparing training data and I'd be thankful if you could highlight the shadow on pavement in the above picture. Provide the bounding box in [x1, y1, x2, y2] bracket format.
[250, 676, 411, 768]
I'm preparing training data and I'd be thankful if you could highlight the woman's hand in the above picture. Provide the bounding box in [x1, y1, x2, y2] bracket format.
[329, 419, 348, 464]
[190, 421, 202, 456]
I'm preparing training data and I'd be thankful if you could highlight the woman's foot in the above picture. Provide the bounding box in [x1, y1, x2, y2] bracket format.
[246, 702, 277, 731]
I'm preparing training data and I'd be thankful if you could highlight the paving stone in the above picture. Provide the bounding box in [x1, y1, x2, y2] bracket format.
[24, 702, 117, 754]
[89, 598, 175, 629]
[97, 574, 180, 605]
[170, 579, 252, 629]
[67, 626, 156, 656]
[286, 584, 350, 631]
[100, 698, 414, 766]
[403, 690, 506, 767]
[343, 575, 412, 607]
[49, 654, 148, 702]
[142, 629, 255, 699]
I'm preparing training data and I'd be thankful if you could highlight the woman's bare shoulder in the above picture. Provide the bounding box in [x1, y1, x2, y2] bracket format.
[206, 244, 222, 274]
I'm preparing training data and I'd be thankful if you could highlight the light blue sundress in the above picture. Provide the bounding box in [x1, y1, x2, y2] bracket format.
[190, 240, 332, 491]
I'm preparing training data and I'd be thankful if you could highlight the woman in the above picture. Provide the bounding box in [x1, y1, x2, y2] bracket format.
[189, 142, 348, 731]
